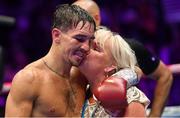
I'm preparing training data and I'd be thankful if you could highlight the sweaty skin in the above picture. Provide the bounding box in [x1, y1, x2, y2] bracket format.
[6, 60, 86, 116]
[5, 21, 94, 117]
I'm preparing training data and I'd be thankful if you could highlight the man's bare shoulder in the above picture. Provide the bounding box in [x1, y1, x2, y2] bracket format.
[14, 59, 44, 83]
[13, 67, 36, 85]
[10, 59, 45, 97]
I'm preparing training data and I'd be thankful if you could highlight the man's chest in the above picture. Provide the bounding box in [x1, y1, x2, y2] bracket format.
[34, 81, 86, 116]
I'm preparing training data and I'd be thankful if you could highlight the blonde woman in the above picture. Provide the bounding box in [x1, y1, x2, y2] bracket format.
[79, 27, 150, 117]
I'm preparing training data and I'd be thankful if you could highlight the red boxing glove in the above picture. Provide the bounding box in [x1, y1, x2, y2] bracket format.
[93, 76, 128, 115]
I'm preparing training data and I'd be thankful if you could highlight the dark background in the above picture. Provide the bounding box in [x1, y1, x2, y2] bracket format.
[0, 0, 180, 116]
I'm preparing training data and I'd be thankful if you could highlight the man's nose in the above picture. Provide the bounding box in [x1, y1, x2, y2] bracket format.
[81, 40, 90, 53]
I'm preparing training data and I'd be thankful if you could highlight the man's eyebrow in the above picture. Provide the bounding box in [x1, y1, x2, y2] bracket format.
[73, 34, 95, 39]
[73, 34, 87, 37]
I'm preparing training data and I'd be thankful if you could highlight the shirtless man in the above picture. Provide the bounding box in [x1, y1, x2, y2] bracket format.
[5, 4, 96, 117]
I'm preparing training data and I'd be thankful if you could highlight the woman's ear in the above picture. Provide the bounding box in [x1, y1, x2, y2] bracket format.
[94, 14, 101, 26]
[52, 28, 61, 44]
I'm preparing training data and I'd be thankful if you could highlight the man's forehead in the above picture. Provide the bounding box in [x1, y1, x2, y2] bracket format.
[74, 21, 94, 34]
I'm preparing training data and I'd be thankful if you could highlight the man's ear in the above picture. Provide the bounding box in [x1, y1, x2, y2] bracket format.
[52, 28, 61, 44]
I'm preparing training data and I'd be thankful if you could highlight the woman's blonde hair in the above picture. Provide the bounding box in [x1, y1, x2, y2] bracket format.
[95, 26, 137, 69]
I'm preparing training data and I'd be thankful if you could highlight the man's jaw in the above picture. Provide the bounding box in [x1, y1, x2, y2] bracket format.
[73, 50, 88, 66]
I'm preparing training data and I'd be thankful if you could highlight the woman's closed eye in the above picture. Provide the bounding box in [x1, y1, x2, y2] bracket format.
[92, 42, 103, 52]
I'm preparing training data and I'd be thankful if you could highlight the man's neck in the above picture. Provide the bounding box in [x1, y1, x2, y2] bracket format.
[44, 49, 71, 78]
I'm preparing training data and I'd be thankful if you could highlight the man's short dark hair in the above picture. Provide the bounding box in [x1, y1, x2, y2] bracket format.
[52, 4, 96, 32]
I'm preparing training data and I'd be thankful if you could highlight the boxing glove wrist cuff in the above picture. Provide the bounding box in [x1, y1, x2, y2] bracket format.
[112, 68, 139, 88]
